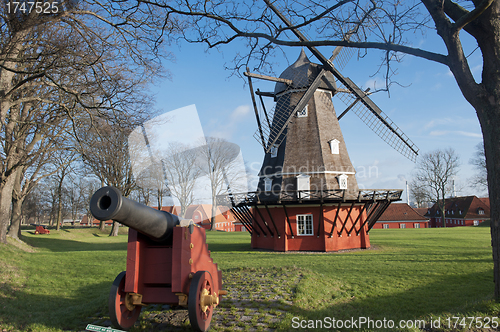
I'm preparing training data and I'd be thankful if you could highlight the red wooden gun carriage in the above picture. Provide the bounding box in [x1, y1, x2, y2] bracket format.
[90, 186, 225, 331]
[31, 224, 50, 235]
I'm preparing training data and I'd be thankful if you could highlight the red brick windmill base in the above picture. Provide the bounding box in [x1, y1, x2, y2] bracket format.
[251, 204, 370, 251]
[223, 189, 402, 252]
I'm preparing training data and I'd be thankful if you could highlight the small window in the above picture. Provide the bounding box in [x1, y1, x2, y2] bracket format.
[338, 174, 348, 190]
[474, 220, 479, 226]
[478, 208, 485, 215]
[414, 223, 420, 228]
[264, 178, 272, 192]
[328, 139, 340, 155]
[297, 214, 313, 235]
[297, 105, 308, 117]
[400, 223, 406, 229]
[383, 224, 389, 229]
[296, 174, 310, 191]
[270, 145, 278, 158]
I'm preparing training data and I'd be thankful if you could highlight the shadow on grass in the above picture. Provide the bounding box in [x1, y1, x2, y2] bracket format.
[204, 241, 252, 252]
[22, 235, 128, 252]
[288, 269, 496, 331]
[1, 280, 111, 331]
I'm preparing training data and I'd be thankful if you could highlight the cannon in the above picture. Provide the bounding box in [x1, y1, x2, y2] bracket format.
[30, 224, 50, 234]
[90, 186, 225, 331]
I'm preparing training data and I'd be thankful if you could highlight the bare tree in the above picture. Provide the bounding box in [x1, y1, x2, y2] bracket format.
[470, 142, 487, 193]
[161, 143, 201, 217]
[22, 182, 52, 225]
[81, 177, 101, 227]
[49, 150, 79, 231]
[413, 148, 460, 227]
[7, 144, 69, 239]
[0, 0, 173, 243]
[197, 137, 245, 230]
[409, 179, 430, 208]
[131, 153, 170, 211]
[80, 122, 138, 236]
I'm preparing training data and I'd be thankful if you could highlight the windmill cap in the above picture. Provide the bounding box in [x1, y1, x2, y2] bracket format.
[274, 49, 337, 96]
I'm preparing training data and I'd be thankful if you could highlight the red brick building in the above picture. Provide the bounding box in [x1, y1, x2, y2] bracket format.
[427, 196, 490, 227]
[372, 203, 429, 229]
[184, 204, 236, 232]
[158, 206, 181, 215]
[157, 204, 238, 232]
[80, 215, 113, 226]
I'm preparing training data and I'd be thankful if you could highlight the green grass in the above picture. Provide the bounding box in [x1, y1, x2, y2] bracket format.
[1, 226, 499, 331]
[0, 227, 129, 332]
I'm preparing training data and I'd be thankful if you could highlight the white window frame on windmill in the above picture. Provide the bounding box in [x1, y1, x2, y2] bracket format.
[264, 177, 272, 192]
[296, 105, 308, 118]
[328, 139, 340, 155]
[296, 214, 314, 236]
[296, 173, 311, 192]
[270, 144, 278, 158]
[337, 174, 348, 190]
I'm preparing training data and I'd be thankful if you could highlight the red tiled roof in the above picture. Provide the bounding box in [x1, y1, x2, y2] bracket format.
[379, 203, 429, 221]
[158, 206, 180, 215]
[479, 197, 490, 208]
[158, 204, 237, 224]
[414, 208, 430, 218]
[427, 196, 490, 219]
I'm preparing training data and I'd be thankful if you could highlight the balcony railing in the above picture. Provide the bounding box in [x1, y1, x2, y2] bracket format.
[217, 189, 403, 207]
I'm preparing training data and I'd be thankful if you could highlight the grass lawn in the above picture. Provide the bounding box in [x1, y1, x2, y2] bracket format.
[0, 225, 499, 331]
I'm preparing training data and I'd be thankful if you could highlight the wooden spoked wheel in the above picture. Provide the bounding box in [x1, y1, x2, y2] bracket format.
[188, 271, 218, 332]
[109, 271, 142, 330]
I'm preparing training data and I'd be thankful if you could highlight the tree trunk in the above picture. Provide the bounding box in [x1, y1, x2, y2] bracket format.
[181, 204, 187, 219]
[56, 187, 63, 231]
[210, 196, 216, 231]
[0, 174, 16, 244]
[7, 194, 23, 240]
[8, 168, 24, 239]
[478, 103, 500, 299]
[99, 220, 105, 231]
[157, 189, 162, 210]
[110, 221, 120, 236]
[440, 199, 446, 228]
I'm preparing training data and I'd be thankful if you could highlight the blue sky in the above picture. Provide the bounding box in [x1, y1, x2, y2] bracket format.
[149, 31, 485, 204]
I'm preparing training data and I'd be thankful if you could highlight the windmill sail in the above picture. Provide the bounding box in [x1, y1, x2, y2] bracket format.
[263, 0, 419, 162]
[334, 76, 419, 162]
[252, 51, 338, 153]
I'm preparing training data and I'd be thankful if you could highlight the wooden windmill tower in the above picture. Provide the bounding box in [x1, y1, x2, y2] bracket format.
[218, 1, 419, 251]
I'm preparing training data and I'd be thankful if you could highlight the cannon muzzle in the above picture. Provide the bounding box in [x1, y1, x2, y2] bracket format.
[90, 186, 179, 241]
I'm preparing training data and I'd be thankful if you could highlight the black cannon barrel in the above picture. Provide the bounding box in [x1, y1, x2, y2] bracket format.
[90, 186, 180, 241]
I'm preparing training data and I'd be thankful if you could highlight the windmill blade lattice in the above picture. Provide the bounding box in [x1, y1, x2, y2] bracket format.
[254, 61, 314, 152]
[333, 45, 355, 71]
[335, 78, 419, 162]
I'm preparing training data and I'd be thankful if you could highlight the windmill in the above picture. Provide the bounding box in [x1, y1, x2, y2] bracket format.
[218, 1, 419, 252]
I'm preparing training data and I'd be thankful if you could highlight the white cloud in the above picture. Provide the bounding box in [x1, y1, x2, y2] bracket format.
[207, 104, 253, 140]
[230, 105, 251, 121]
[363, 78, 385, 91]
[456, 131, 483, 138]
[423, 117, 476, 131]
[429, 130, 482, 138]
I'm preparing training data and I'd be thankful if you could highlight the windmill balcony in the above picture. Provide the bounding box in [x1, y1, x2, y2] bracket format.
[217, 189, 403, 207]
